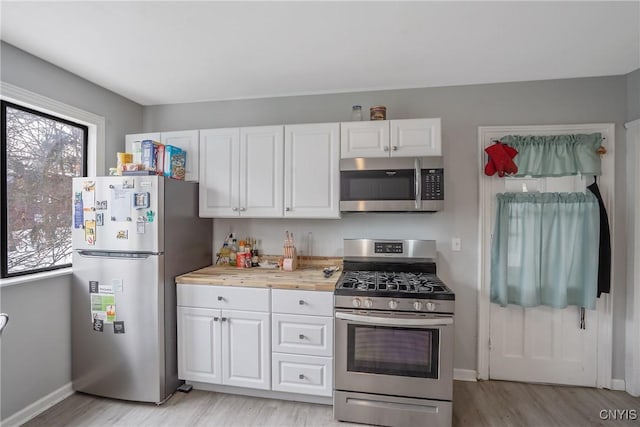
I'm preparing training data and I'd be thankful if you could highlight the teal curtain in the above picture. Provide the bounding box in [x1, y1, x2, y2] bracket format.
[501, 133, 602, 177]
[491, 192, 600, 309]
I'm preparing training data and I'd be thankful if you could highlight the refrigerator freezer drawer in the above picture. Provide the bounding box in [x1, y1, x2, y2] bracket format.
[71, 251, 168, 403]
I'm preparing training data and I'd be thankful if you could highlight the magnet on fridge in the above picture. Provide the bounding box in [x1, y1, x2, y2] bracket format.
[116, 230, 128, 240]
[85, 220, 96, 245]
[93, 318, 104, 332]
[113, 321, 125, 334]
[89, 281, 99, 294]
[133, 192, 150, 209]
[122, 180, 134, 189]
[74, 192, 84, 228]
[96, 213, 104, 226]
[145, 210, 155, 223]
[136, 217, 146, 234]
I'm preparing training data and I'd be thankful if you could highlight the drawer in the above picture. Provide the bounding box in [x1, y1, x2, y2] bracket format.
[177, 284, 270, 312]
[272, 313, 333, 357]
[272, 289, 333, 316]
[272, 353, 333, 397]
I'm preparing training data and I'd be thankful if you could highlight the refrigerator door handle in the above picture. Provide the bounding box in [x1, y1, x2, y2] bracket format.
[77, 250, 161, 259]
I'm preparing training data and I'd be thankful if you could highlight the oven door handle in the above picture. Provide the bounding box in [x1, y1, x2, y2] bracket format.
[414, 158, 421, 210]
[335, 312, 453, 327]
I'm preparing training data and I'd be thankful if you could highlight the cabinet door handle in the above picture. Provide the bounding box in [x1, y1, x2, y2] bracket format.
[299, 334, 305, 340]
[218, 296, 224, 301]
[285, 207, 291, 212]
[239, 207, 246, 212]
[221, 317, 228, 322]
[383, 146, 389, 152]
[298, 374, 305, 380]
[213, 317, 219, 322]
[392, 146, 398, 151]
[232, 207, 239, 212]
[298, 300, 305, 305]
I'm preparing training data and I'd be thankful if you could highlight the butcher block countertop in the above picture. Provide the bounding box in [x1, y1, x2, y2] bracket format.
[176, 257, 342, 292]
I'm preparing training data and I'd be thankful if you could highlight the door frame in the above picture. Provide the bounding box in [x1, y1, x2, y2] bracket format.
[477, 123, 615, 388]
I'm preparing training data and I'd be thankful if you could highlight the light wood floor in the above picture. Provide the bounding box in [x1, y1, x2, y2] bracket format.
[24, 380, 639, 427]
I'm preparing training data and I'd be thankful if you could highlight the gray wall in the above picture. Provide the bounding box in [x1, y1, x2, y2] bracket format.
[144, 76, 629, 379]
[0, 42, 143, 420]
[0, 42, 143, 170]
[628, 68, 640, 122]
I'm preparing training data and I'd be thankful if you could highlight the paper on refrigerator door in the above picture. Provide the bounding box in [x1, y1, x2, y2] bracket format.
[110, 187, 132, 222]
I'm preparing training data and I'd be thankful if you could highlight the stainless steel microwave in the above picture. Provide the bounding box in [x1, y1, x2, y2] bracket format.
[339, 157, 444, 212]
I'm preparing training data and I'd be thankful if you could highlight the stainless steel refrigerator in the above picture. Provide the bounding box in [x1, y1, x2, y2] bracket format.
[71, 175, 212, 403]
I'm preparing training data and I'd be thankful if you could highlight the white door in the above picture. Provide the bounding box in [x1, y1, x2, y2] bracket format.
[222, 309, 270, 390]
[199, 128, 240, 217]
[390, 118, 441, 157]
[284, 123, 340, 218]
[340, 121, 389, 158]
[177, 307, 223, 384]
[161, 130, 199, 182]
[481, 125, 613, 387]
[240, 126, 284, 217]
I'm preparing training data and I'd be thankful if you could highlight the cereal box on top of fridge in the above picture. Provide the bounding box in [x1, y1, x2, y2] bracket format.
[155, 144, 165, 175]
[163, 145, 182, 178]
[141, 140, 160, 171]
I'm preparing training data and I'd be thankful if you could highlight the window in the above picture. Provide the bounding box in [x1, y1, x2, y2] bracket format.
[1, 100, 87, 277]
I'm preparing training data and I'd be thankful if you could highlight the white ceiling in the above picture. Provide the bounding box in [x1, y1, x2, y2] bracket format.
[1, 1, 639, 106]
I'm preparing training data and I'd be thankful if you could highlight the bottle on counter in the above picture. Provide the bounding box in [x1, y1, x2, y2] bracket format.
[251, 239, 259, 267]
[229, 238, 238, 266]
[219, 242, 230, 264]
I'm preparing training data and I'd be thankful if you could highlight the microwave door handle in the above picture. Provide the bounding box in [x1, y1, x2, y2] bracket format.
[414, 158, 421, 209]
[335, 311, 453, 327]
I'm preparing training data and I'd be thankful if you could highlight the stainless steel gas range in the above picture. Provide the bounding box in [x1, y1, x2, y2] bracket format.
[334, 239, 455, 427]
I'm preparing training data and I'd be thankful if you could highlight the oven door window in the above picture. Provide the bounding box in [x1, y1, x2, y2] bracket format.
[340, 170, 415, 201]
[347, 324, 439, 378]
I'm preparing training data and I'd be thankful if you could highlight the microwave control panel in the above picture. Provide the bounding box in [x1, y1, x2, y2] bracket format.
[421, 168, 444, 200]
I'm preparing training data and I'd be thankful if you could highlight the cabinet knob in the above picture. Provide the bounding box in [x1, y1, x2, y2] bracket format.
[298, 300, 305, 305]
[213, 317, 219, 322]
[239, 207, 246, 212]
[299, 334, 305, 340]
[232, 207, 239, 212]
[383, 146, 389, 152]
[218, 296, 224, 301]
[221, 317, 228, 322]
[392, 146, 398, 151]
[298, 374, 305, 380]
[285, 207, 291, 212]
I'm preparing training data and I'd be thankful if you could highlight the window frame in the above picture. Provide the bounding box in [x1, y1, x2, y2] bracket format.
[0, 82, 105, 287]
[1, 100, 89, 278]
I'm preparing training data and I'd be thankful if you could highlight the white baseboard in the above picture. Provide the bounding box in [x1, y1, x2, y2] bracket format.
[454, 369, 478, 382]
[611, 378, 626, 391]
[1, 382, 74, 427]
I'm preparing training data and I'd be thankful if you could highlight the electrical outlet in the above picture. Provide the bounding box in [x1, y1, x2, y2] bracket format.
[452, 237, 462, 252]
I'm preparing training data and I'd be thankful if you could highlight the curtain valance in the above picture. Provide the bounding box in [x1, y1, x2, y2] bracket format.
[490, 192, 600, 310]
[500, 133, 603, 177]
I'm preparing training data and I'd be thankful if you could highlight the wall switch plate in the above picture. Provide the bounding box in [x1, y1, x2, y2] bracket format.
[452, 237, 462, 252]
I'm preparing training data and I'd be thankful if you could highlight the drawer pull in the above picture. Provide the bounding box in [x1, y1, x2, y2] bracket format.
[217, 296, 224, 301]
[213, 317, 219, 321]
[298, 374, 304, 380]
[298, 300, 305, 305]
[299, 334, 305, 340]
[221, 317, 228, 322]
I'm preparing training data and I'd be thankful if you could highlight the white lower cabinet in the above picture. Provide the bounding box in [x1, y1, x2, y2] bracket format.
[177, 284, 334, 399]
[272, 353, 333, 396]
[177, 285, 270, 390]
[271, 289, 334, 397]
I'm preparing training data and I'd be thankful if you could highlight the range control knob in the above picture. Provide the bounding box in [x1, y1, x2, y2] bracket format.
[413, 301, 423, 311]
[388, 300, 398, 309]
[363, 298, 373, 309]
[352, 298, 362, 308]
[426, 302, 436, 312]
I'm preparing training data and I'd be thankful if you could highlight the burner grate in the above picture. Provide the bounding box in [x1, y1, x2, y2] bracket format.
[337, 271, 450, 294]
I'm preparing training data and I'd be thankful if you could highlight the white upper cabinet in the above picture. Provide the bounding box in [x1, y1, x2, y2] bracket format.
[341, 118, 441, 158]
[199, 126, 283, 218]
[284, 123, 340, 219]
[391, 118, 441, 157]
[161, 130, 200, 182]
[340, 121, 389, 158]
[125, 131, 199, 181]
